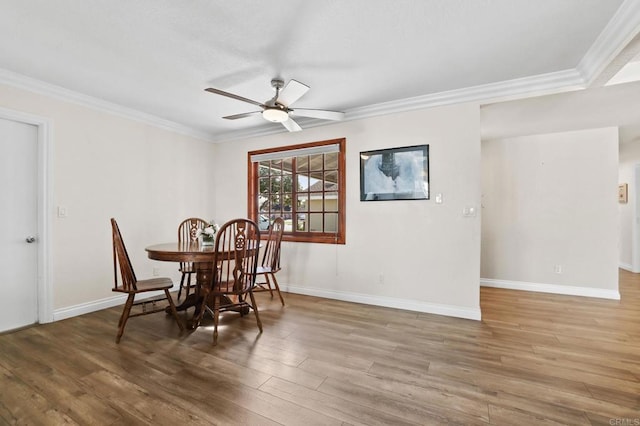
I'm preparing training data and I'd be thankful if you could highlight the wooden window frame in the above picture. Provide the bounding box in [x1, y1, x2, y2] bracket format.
[248, 138, 346, 244]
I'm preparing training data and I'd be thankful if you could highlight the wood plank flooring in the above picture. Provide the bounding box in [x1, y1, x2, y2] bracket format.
[1, 271, 639, 425]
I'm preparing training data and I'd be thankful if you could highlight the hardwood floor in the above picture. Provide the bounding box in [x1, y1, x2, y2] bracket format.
[1, 271, 639, 425]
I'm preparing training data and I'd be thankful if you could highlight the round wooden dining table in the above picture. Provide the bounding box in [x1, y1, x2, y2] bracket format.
[146, 241, 216, 298]
[145, 241, 259, 328]
[146, 241, 217, 263]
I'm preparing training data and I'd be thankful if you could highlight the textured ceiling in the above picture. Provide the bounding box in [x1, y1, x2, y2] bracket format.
[0, 0, 636, 141]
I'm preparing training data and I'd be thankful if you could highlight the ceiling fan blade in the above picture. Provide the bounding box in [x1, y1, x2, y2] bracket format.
[205, 88, 265, 108]
[281, 117, 302, 132]
[223, 111, 262, 120]
[276, 79, 310, 106]
[290, 108, 345, 121]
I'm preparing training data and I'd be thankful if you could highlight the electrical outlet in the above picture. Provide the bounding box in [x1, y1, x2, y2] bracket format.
[152, 267, 160, 277]
[554, 264, 562, 274]
[463, 206, 476, 217]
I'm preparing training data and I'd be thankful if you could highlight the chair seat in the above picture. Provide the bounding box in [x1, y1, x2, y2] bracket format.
[256, 266, 273, 274]
[113, 277, 174, 293]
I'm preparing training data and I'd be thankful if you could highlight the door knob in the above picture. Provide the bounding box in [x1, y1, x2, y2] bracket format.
[25, 236, 36, 243]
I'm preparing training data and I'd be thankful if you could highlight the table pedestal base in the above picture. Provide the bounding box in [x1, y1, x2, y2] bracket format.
[167, 293, 249, 329]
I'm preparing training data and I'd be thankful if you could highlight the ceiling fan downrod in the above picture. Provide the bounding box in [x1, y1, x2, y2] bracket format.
[270, 78, 285, 103]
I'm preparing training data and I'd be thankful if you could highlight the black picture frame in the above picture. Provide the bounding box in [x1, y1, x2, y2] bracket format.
[360, 144, 429, 201]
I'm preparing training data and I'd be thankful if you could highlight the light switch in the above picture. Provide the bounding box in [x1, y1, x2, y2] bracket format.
[57, 206, 68, 218]
[435, 193, 443, 204]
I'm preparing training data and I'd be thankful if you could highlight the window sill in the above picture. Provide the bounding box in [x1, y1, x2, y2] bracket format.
[282, 234, 345, 244]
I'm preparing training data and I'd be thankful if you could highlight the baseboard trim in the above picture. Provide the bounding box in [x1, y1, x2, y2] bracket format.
[52, 288, 175, 321]
[480, 278, 620, 300]
[283, 285, 481, 321]
[619, 262, 636, 273]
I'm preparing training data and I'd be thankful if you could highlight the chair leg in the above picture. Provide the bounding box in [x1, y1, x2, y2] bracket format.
[213, 295, 221, 345]
[185, 272, 192, 299]
[116, 294, 135, 343]
[178, 272, 186, 300]
[164, 289, 184, 331]
[270, 273, 285, 306]
[249, 290, 263, 333]
[263, 273, 274, 298]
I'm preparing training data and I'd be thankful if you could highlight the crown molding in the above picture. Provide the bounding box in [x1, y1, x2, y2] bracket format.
[0, 68, 215, 142]
[345, 69, 585, 121]
[0, 65, 589, 145]
[577, 0, 640, 85]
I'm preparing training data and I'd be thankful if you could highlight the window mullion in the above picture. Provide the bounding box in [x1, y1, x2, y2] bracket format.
[321, 153, 326, 233]
[291, 156, 297, 234]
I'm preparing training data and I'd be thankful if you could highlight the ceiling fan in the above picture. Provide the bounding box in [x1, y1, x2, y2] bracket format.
[205, 78, 344, 132]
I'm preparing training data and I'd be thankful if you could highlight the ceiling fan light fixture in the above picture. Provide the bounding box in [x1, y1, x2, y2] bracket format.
[262, 107, 288, 123]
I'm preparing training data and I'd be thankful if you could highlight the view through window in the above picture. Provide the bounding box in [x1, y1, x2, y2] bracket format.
[248, 138, 345, 244]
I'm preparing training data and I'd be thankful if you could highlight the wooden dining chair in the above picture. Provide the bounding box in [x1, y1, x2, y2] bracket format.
[111, 218, 183, 343]
[193, 218, 262, 345]
[253, 216, 285, 305]
[177, 217, 207, 300]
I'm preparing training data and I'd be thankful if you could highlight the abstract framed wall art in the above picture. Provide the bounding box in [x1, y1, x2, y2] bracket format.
[359, 144, 429, 201]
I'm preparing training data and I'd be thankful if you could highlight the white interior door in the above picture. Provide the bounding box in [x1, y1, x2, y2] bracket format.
[0, 117, 38, 332]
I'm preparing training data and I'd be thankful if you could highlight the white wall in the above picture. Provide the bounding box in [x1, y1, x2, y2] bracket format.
[481, 128, 620, 299]
[0, 83, 217, 317]
[482, 80, 640, 290]
[214, 103, 482, 320]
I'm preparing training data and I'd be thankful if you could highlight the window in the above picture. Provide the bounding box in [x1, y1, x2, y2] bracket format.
[248, 138, 345, 244]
